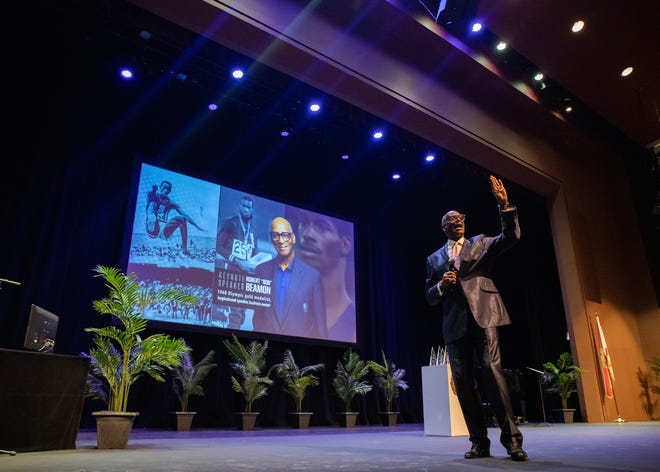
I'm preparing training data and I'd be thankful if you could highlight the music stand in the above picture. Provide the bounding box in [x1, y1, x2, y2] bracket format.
[527, 367, 551, 426]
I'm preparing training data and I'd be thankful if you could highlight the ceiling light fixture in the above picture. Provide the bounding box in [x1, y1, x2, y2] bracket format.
[571, 20, 585, 33]
[470, 22, 482, 33]
[425, 154, 435, 162]
[495, 41, 507, 51]
[534, 72, 544, 81]
[231, 68, 244, 79]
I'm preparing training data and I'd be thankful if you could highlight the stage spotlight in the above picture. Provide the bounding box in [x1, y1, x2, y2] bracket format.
[425, 154, 435, 162]
[424, 0, 480, 29]
[208, 103, 218, 111]
[372, 130, 384, 140]
[621, 66, 633, 77]
[496, 41, 507, 51]
[534, 72, 544, 81]
[470, 22, 482, 33]
[392, 172, 401, 180]
[571, 20, 585, 33]
[309, 102, 321, 112]
[231, 68, 244, 79]
[120, 68, 134, 80]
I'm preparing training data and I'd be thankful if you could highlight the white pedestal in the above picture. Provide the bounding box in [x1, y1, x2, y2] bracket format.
[421, 364, 469, 436]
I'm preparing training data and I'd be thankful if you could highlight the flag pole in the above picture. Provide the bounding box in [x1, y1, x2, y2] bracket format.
[593, 312, 625, 423]
[610, 380, 625, 423]
[586, 313, 608, 421]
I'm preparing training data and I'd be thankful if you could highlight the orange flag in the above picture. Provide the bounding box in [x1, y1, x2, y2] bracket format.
[595, 315, 614, 399]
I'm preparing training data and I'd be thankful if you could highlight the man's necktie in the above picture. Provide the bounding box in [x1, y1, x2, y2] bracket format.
[451, 242, 462, 269]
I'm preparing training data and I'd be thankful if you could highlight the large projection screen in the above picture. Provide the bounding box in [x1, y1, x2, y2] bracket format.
[124, 162, 356, 344]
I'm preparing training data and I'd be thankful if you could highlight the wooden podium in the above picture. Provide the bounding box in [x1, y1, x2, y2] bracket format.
[0, 348, 89, 453]
[421, 364, 468, 436]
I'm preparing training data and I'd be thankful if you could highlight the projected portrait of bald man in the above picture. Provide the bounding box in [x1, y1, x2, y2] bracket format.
[252, 217, 326, 338]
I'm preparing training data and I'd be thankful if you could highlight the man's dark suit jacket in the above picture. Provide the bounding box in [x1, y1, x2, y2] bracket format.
[425, 208, 520, 344]
[253, 256, 326, 339]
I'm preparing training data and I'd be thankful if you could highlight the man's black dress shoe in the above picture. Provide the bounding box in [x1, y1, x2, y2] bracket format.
[464, 444, 490, 459]
[506, 445, 528, 461]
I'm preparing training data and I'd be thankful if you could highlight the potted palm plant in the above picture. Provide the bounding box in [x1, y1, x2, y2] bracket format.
[332, 349, 372, 427]
[367, 350, 409, 426]
[542, 351, 584, 423]
[170, 348, 216, 431]
[82, 265, 197, 448]
[650, 355, 660, 395]
[269, 349, 325, 429]
[223, 334, 273, 430]
[640, 355, 660, 419]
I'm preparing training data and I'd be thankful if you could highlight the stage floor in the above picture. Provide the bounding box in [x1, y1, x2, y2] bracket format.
[2, 422, 659, 471]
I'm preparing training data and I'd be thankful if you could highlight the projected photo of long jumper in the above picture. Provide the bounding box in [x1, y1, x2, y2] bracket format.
[125, 162, 356, 344]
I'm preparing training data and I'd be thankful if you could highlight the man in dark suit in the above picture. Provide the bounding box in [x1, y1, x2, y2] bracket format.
[425, 175, 528, 462]
[253, 217, 326, 339]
